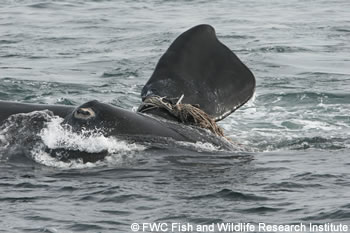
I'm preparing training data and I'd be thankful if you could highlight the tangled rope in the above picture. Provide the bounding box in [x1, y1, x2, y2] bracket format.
[138, 95, 225, 137]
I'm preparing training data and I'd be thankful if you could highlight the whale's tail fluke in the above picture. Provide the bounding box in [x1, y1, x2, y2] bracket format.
[141, 24, 256, 121]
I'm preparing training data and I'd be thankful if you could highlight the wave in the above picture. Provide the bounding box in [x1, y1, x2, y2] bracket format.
[243, 136, 350, 152]
[257, 92, 350, 105]
[251, 45, 312, 53]
[27, 2, 81, 9]
[188, 188, 269, 201]
[301, 209, 350, 221]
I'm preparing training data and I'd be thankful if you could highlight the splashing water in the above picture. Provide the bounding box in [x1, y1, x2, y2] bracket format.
[39, 116, 145, 154]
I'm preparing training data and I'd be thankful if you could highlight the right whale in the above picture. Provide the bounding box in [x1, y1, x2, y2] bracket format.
[0, 24, 256, 162]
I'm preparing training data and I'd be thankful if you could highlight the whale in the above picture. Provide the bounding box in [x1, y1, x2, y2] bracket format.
[0, 24, 255, 163]
[0, 100, 74, 124]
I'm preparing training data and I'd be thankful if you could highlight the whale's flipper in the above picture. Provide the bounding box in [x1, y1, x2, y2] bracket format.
[141, 24, 255, 121]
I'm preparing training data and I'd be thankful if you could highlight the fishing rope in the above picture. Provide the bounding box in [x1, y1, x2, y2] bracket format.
[138, 95, 225, 137]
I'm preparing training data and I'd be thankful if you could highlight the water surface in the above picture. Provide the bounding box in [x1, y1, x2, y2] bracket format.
[0, 0, 349, 232]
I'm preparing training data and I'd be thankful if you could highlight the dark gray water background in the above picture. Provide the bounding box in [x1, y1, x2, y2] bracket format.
[0, 0, 349, 232]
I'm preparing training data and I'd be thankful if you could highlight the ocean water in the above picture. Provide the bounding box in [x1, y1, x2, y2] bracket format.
[0, 0, 349, 232]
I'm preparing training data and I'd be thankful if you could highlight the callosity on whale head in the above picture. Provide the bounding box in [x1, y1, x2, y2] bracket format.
[63, 100, 151, 137]
[62, 100, 196, 142]
[64, 100, 114, 131]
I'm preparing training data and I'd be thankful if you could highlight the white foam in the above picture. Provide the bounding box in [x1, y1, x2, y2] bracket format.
[31, 145, 101, 169]
[28, 116, 147, 168]
[0, 134, 8, 146]
[293, 119, 340, 131]
[176, 141, 226, 152]
[245, 91, 257, 107]
[39, 117, 145, 153]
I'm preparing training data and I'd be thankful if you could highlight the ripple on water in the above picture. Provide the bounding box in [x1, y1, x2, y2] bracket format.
[266, 181, 324, 191]
[241, 206, 283, 213]
[301, 209, 350, 221]
[188, 188, 269, 201]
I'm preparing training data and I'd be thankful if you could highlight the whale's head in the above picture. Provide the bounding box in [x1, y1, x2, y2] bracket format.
[63, 100, 127, 134]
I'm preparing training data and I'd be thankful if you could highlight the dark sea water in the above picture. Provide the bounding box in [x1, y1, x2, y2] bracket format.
[0, 0, 349, 232]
